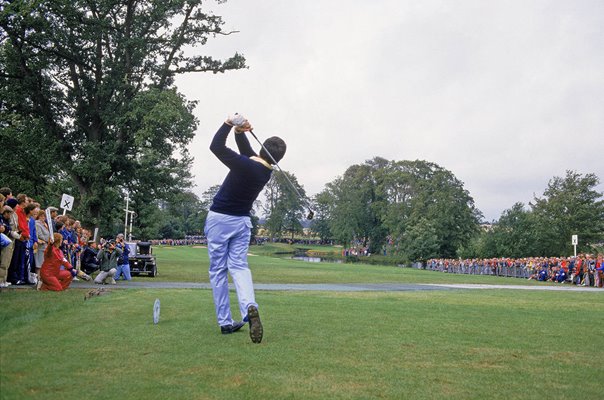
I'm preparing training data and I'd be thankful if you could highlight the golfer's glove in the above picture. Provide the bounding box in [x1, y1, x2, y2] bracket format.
[226, 113, 247, 127]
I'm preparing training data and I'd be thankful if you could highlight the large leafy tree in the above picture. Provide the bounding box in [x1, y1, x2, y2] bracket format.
[530, 171, 604, 255]
[321, 161, 387, 253]
[322, 157, 481, 258]
[0, 0, 245, 233]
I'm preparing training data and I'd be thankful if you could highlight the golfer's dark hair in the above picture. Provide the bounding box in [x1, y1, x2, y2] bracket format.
[260, 136, 286, 164]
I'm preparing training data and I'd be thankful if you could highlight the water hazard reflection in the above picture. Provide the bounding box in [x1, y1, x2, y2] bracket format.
[291, 256, 343, 263]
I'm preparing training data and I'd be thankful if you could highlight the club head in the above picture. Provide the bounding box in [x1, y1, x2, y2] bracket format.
[307, 210, 314, 220]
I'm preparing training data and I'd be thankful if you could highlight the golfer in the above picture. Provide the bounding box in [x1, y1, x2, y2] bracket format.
[205, 114, 286, 344]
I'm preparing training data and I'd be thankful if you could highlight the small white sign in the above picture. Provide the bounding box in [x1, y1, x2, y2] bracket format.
[45, 208, 54, 240]
[61, 194, 75, 211]
[571, 235, 578, 245]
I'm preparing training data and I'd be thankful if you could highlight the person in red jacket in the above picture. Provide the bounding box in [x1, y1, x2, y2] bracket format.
[40, 232, 76, 291]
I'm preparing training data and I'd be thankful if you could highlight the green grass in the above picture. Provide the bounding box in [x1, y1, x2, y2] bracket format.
[1, 288, 603, 399]
[150, 244, 550, 286]
[2, 245, 603, 399]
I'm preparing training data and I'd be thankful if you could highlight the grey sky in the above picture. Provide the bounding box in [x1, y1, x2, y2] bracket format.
[175, 0, 604, 221]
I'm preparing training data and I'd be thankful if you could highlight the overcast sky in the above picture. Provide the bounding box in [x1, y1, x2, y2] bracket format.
[175, 0, 604, 222]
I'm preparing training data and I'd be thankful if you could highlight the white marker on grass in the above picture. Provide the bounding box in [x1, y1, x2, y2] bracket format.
[153, 299, 160, 325]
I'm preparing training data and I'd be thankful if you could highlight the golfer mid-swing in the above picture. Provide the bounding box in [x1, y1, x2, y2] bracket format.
[205, 114, 286, 343]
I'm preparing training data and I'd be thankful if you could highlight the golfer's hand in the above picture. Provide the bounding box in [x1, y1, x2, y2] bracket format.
[234, 121, 253, 133]
[226, 113, 247, 127]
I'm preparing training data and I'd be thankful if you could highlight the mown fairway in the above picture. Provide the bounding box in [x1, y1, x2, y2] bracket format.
[151, 244, 551, 286]
[1, 245, 603, 400]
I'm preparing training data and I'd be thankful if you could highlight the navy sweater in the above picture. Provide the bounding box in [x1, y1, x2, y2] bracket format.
[209, 123, 273, 216]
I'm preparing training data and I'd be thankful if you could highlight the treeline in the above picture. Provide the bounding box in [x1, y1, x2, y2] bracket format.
[459, 171, 604, 258]
[311, 163, 603, 260]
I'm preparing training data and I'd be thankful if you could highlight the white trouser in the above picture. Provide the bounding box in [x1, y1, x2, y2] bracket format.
[94, 268, 117, 284]
[205, 211, 257, 327]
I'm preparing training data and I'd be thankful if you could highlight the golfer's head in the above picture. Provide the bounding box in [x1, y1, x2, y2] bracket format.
[260, 137, 286, 165]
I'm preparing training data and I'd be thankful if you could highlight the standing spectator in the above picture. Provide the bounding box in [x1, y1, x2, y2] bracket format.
[1, 205, 15, 287]
[596, 256, 603, 288]
[0, 187, 12, 200]
[47, 207, 59, 232]
[39, 233, 76, 291]
[8, 195, 31, 285]
[27, 203, 40, 283]
[34, 209, 51, 282]
[113, 233, 131, 281]
[94, 240, 122, 285]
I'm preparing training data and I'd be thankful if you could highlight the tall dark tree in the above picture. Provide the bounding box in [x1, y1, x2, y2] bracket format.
[0, 0, 245, 232]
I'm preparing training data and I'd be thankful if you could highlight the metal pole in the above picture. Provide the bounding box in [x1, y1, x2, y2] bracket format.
[124, 192, 130, 237]
[128, 211, 134, 241]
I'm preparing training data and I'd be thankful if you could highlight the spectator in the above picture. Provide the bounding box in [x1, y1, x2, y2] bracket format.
[0, 187, 12, 200]
[8, 195, 31, 285]
[34, 209, 51, 282]
[27, 203, 40, 284]
[114, 233, 131, 281]
[94, 239, 122, 285]
[1, 205, 14, 288]
[39, 232, 76, 291]
[47, 206, 59, 232]
[80, 240, 100, 275]
[1, 204, 19, 287]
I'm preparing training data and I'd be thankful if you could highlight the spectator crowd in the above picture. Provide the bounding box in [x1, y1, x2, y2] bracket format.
[426, 256, 604, 287]
[0, 187, 132, 290]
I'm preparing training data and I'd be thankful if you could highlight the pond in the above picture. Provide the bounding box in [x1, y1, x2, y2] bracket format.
[291, 256, 343, 263]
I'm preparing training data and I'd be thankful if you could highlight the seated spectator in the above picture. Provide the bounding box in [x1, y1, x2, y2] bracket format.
[40, 233, 77, 291]
[554, 267, 567, 283]
[80, 240, 100, 275]
[94, 239, 122, 285]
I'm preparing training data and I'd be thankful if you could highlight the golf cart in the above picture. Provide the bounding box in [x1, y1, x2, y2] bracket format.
[128, 241, 158, 277]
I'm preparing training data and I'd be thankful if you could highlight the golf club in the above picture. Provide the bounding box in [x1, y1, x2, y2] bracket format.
[249, 130, 314, 220]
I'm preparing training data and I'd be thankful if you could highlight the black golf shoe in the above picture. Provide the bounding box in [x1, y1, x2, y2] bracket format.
[221, 321, 245, 335]
[247, 305, 263, 344]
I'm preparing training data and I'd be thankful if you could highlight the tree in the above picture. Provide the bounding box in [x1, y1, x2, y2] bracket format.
[375, 159, 480, 258]
[0, 0, 246, 233]
[489, 202, 537, 257]
[310, 191, 334, 242]
[323, 158, 480, 259]
[400, 217, 440, 262]
[324, 159, 388, 253]
[531, 171, 604, 255]
[262, 171, 306, 239]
